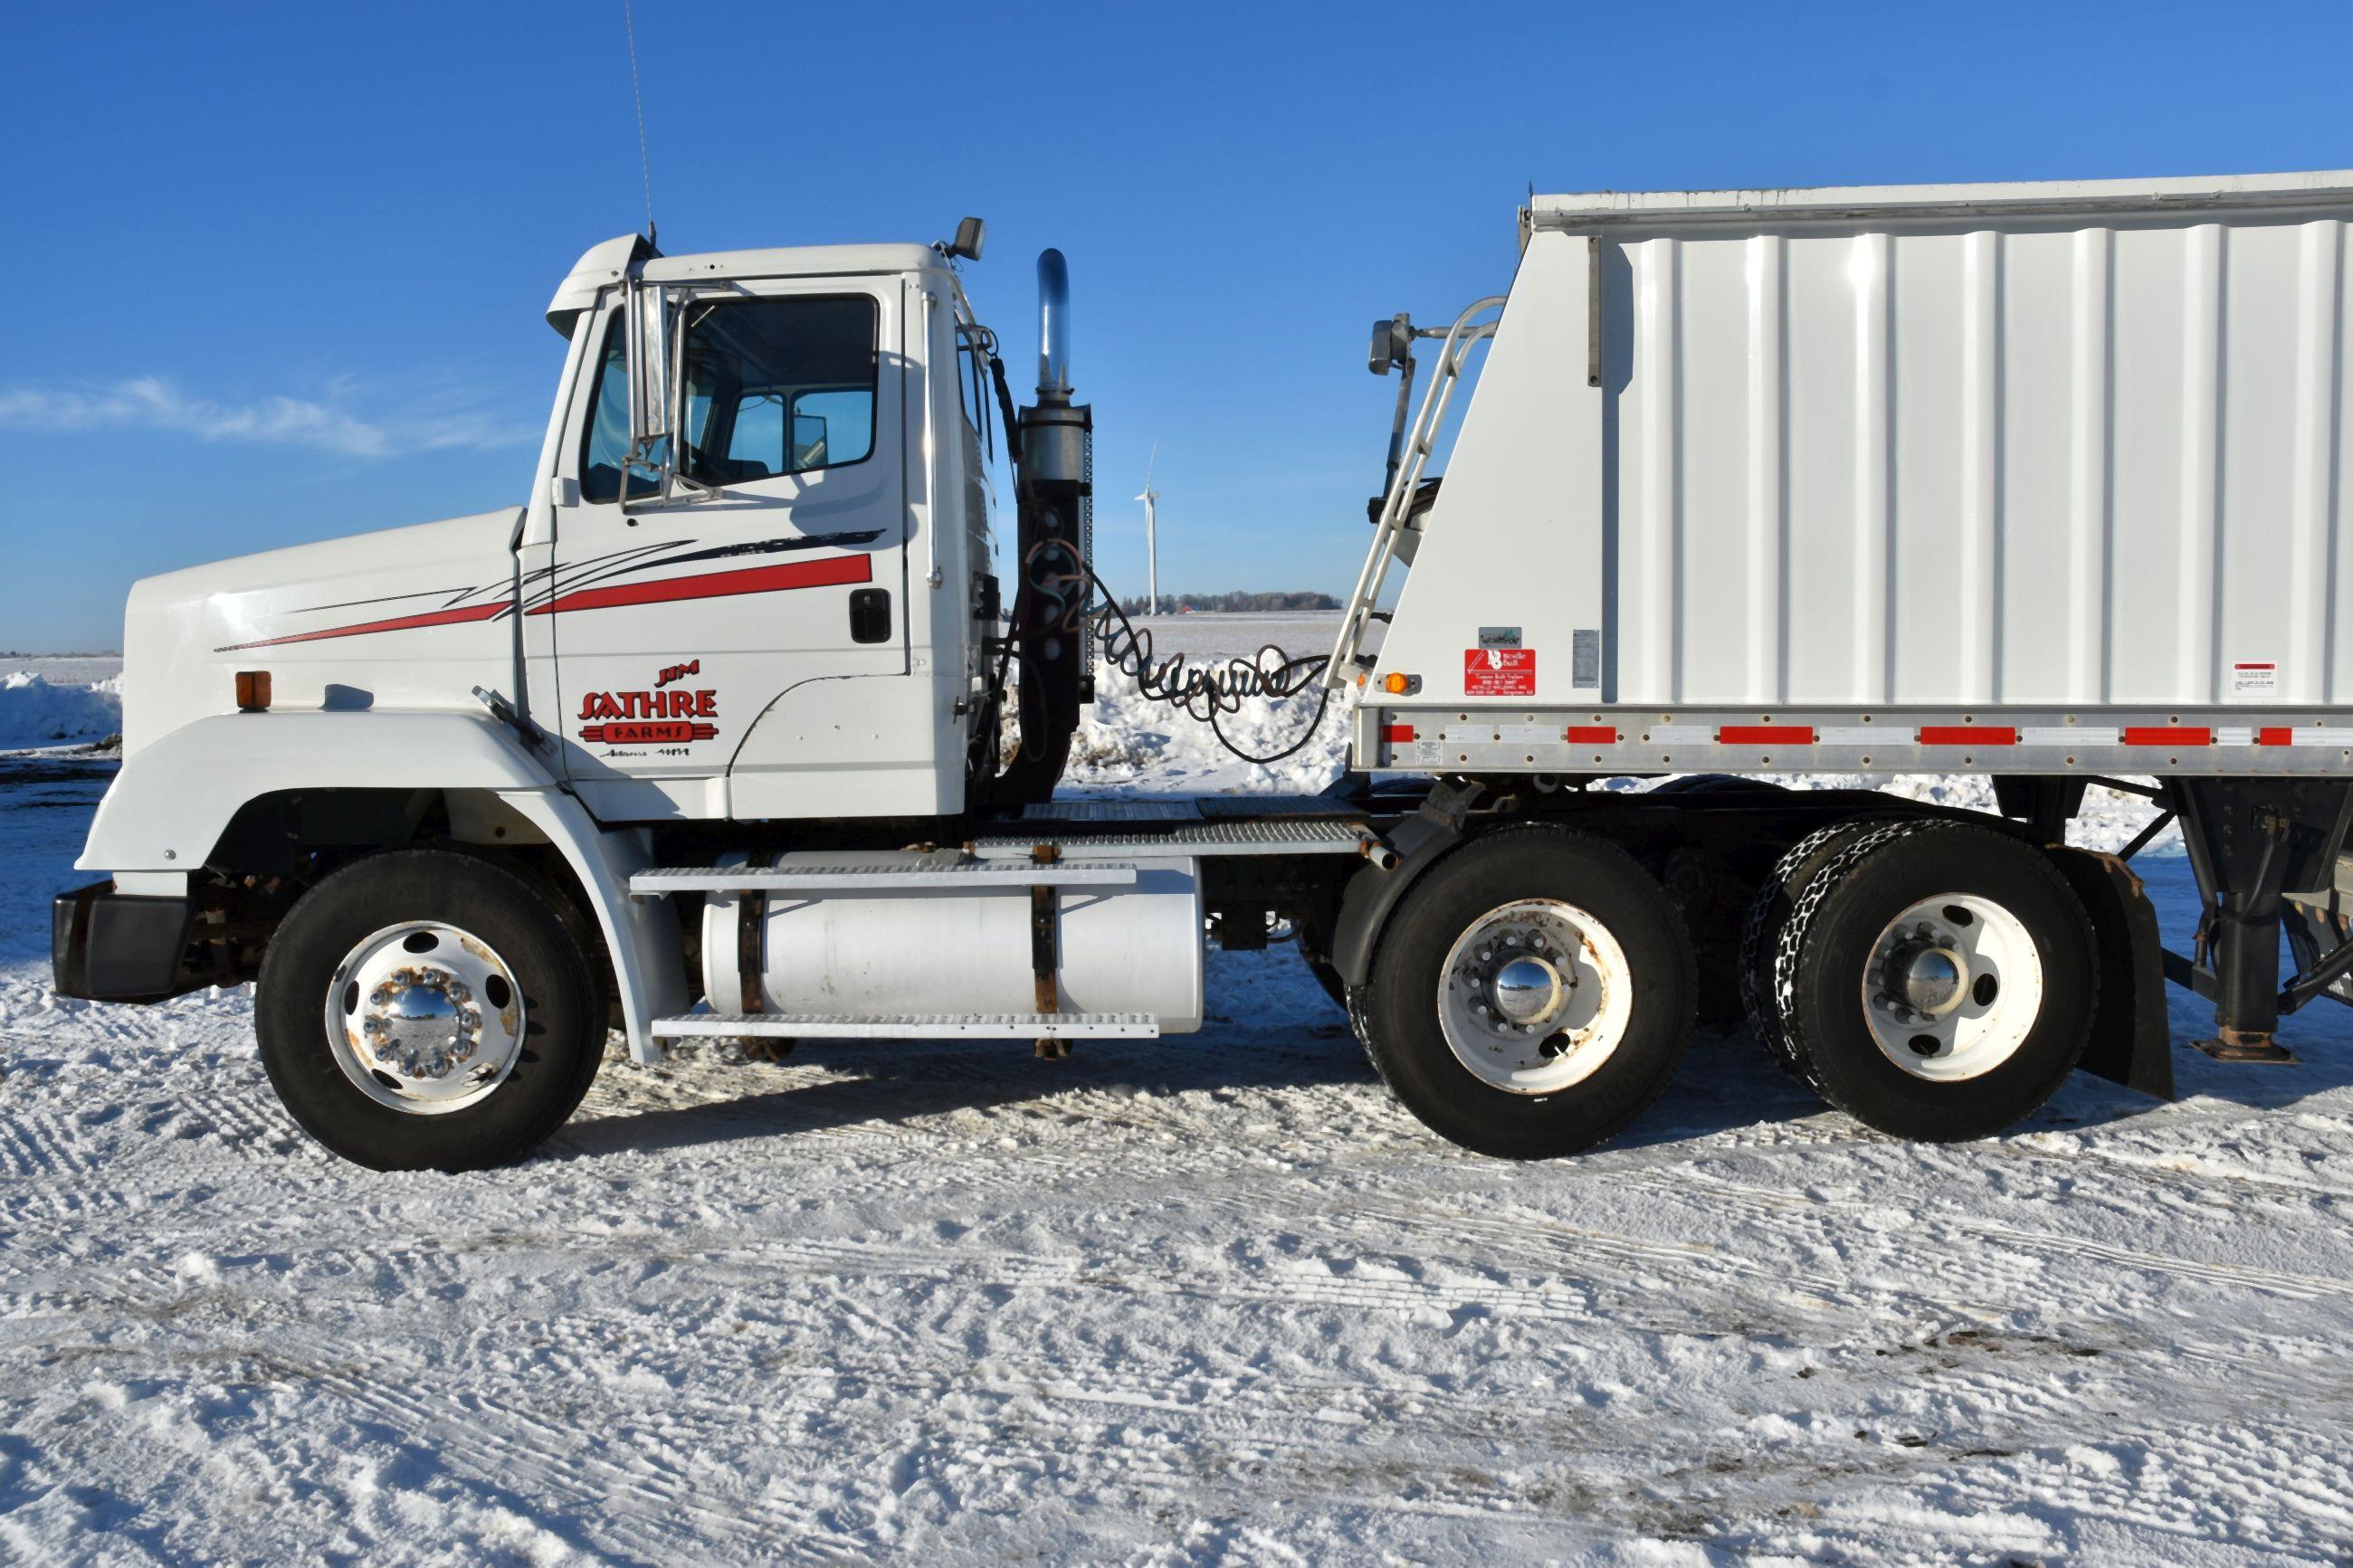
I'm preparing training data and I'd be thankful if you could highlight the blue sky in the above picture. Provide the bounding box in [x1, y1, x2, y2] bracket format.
[5, 0, 2351, 650]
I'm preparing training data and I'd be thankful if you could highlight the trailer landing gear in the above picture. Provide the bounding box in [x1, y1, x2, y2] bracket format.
[2168, 779, 2353, 1066]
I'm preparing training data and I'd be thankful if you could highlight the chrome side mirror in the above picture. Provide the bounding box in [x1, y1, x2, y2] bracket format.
[624, 277, 672, 470]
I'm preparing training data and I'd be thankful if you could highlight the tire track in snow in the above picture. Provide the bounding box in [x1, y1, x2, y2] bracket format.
[1637, 1167, 2353, 1302]
[159, 1319, 881, 1564]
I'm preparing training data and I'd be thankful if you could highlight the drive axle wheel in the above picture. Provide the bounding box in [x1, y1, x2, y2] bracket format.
[1771, 822, 2093, 1142]
[1360, 829, 1694, 1159]
[256, 850, 605, 1171]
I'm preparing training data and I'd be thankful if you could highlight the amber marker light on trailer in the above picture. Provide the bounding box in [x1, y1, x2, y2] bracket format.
[234, 670, 272, 712]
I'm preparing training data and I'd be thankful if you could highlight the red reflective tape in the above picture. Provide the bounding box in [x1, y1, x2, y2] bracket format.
[1565, 725, 1619, 745]
[1918, 726, 2016, 746]
[2258, 727, 2294, 746]
[217, 599, 507, 651]
[2126, 727, 2209, 746]
[1381, 723, 1417, 744]
[1716, 725, 1812, 746]
[528, 553, 872, 616]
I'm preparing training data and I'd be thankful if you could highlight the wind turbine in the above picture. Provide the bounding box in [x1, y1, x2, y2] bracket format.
[1136, 443, 1161, 617]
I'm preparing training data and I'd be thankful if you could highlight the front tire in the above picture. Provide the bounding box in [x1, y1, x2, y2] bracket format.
[1360, 828, 1694, 1159]
[255, 850, 605, 1171]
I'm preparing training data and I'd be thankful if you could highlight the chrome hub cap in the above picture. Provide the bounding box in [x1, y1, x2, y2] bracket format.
[324, 922, 526, 1115]
[1861, 894, 2043, 1082]
[1438, 898, 1634, 1095]
[1492, 955, 1566, 1026]
[1886, 942, 1967, 1017]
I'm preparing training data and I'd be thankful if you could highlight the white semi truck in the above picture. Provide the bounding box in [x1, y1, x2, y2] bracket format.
[51, 170, 2353, 1171]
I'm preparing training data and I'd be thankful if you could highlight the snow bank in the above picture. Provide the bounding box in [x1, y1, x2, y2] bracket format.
[0, 670, 121, 749]
[1062, 660, 1350, 795]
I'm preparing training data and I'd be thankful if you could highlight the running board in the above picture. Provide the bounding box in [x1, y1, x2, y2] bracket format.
[969, 820, 1379, 860]
[630, 861, 1138, 896]
[650, 1012, 1160, 1041]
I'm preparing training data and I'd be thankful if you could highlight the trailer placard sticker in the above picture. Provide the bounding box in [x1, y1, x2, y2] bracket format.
[2231, 661, 2280, 700]
[1464, 647, 1536, 697]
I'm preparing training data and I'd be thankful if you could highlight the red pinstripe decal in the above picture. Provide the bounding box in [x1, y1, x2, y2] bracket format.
[2125, 727, 2209, 746]
[218, 600, 508, 651]
[1717, 725, 1812, 746]
[224, 554, 878, 651]
[527, 554, 872, 616]
[1565, 725, 1619, 745]
[1918, 726, 2015, 746]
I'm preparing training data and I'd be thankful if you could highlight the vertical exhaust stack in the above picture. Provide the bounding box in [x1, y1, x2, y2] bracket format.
[1037, 247, 1072, 401]
[1021, 250, 1089, 484]
[993, 249, 1096, 806]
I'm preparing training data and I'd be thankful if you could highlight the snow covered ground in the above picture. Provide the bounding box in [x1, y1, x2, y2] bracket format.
[6, 657, 2353, 1563]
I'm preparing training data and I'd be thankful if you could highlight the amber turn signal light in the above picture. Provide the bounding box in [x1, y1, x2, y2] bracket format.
[1383, 672, 1413, 694]
[234, 670, 272, 712]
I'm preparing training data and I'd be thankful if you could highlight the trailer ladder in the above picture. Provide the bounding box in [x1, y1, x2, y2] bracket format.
[1325, 294, 1507, 689]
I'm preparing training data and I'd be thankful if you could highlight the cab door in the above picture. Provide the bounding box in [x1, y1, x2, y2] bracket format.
[548, 280, 906, 820]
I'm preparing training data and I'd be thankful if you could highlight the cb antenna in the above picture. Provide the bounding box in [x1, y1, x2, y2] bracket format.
[623, 0, 656, 246]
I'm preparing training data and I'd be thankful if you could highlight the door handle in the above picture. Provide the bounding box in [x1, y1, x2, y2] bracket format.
[850, 588, 892, 644]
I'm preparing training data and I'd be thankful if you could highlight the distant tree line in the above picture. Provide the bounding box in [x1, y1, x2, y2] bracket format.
[1114, 592, 1339, 614]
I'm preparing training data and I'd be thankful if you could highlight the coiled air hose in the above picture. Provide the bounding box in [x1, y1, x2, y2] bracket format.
[1081, 559, 1336, 766]
[983, 347, 1336, 770]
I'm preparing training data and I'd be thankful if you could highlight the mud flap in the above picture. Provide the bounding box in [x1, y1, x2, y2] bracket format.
[2048, 847, 2175, 1102]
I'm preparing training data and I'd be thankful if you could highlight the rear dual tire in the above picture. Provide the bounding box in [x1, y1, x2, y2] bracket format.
[1741, 820, 2095, 1141]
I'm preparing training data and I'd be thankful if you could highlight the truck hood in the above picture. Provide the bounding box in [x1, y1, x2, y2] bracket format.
[119, 508, 524, 757]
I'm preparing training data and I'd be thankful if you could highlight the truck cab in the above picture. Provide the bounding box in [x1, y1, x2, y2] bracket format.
[537, 234, 1000, 823]
[108, 233, 1009, 831]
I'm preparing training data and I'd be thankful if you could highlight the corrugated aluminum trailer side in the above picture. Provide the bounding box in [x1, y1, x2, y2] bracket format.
[1351, 171, 2353, 777]
[1326, 172, 2353, 1090]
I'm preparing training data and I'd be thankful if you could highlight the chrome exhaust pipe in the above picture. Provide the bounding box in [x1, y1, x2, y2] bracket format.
[1036, 248, 1072, 398]
[1024, 249, 1085, 482]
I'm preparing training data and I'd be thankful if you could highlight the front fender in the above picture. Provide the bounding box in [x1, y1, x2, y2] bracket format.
[78, 711, 685, 1064]
[80, 710, 551, 873]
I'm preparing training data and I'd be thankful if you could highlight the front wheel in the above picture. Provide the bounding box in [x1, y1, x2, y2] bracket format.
[254, 850, 605, 1171]
[1359, 828, 1695, 1158]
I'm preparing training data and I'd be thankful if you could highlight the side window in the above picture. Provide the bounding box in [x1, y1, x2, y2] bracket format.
[955, 321, 996, 459]
[681, 296, 878, 486]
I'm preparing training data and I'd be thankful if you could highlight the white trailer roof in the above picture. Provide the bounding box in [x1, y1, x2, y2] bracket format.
[1527, 168, 2353, 232]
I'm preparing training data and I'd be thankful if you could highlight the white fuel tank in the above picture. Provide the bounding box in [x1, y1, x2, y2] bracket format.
[700, 854, 1204, 1031]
